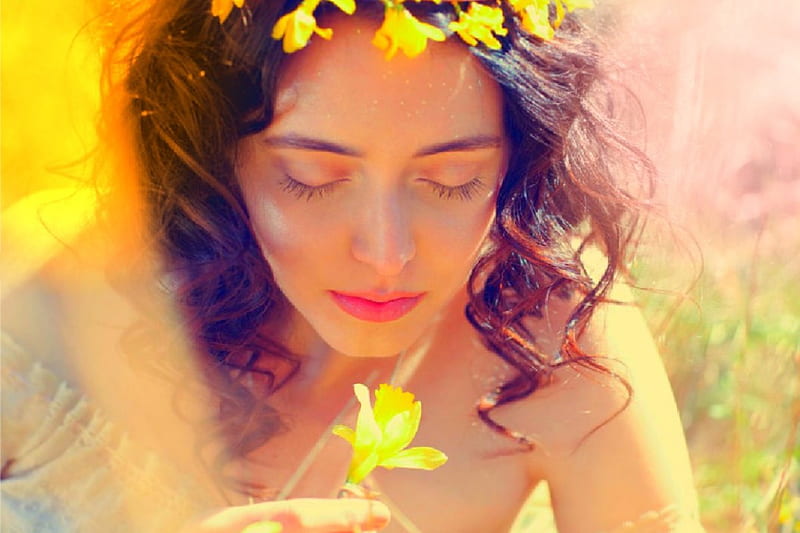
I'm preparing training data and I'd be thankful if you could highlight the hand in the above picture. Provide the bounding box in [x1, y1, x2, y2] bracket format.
[179, 498, 391, 533]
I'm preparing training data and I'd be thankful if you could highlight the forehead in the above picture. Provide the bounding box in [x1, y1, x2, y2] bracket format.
[269, 14, 505, 146]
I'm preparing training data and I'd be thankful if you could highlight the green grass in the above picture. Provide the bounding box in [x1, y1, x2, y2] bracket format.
[635, 213, 800, 532]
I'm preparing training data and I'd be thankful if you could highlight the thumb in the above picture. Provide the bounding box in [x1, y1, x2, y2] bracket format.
[264, 498, 391, 532]
[180, 497, 391, 533]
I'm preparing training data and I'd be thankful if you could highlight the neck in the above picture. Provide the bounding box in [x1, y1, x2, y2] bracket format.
[272, 286, 471, 396]
[273, 309, 400, 396]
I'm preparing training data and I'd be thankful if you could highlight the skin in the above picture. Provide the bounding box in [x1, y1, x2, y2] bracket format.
[180, 498, 391, 533]
[1, 12, 702, 533]
[229, 14, 700, 533]
[236, 15, 508, 366]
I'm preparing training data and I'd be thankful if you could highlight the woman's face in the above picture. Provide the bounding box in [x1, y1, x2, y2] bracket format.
[236, 14, 508, 357]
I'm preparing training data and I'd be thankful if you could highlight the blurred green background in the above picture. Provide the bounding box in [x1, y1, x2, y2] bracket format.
[3, 0, 798, 531]
[622, 1, 800, 529]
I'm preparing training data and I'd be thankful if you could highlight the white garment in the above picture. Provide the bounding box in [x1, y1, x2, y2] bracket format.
[1, 333, 214, 533]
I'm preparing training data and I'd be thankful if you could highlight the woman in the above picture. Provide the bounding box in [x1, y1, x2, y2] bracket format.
[1, 0, 704, 531]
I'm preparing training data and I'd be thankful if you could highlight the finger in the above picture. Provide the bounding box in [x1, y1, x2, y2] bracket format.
[249, 498, 391, 533]
[184, 498, 391, 533]
[240, 522, 284, 533]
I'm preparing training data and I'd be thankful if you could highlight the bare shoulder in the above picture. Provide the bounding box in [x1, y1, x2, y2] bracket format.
[493, 281, 701, 532]
[1, 187, 104, 379]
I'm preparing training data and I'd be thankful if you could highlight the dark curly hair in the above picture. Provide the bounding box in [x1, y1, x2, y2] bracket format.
[97, 0, 652, 499]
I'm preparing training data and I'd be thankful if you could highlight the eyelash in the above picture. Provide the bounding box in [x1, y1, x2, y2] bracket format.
[279, 175, 339, 201]
[425, 177, 486, 201]
[278, 175, 486, 202]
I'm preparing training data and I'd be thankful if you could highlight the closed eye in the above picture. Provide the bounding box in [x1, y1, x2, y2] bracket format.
[279, 174, 487, 202]
[423, 177, 486, 201]
[278, 175, 343, 201]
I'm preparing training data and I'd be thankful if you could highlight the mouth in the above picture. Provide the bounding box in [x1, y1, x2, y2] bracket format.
[329, 291, 426, 322]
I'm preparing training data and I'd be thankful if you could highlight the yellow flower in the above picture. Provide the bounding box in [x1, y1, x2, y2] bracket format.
[271, 0, 356, 54]
[510, 0, 595, 40]
[371, 5, 446, 60]
[552, 0, 594, 31]
[211, 0, 245, 23]
[563, 0, 595, 11]
[449, 3, 508, 50]
[328, 0, 357, 14]
[272, 1, 329, 54]
[333, 383, 448, 484]
[510, 0, 555, 41]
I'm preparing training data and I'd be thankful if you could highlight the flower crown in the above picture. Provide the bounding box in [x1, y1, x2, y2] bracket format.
[212, 0, 594, 59]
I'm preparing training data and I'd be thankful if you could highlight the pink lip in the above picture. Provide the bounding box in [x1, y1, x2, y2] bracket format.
[329, 291, 425, 322]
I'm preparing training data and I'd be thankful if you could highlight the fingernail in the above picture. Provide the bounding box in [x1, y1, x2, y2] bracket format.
[240, 520, 283, 533]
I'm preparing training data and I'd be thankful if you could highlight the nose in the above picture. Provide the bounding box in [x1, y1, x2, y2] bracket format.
[350, 191, 416, 277]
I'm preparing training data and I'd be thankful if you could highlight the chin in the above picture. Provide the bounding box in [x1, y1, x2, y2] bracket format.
[328, 338, 407, 359]
[322, 326, 421, 359]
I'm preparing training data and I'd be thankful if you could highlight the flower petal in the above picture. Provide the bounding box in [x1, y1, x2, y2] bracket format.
[331, 424, 355, 445]
[449, 3, 507, 49]
[520, 4, 555, 41]
[271, 4, 329, 53]
[352, 383, 382, 449]
[416, 20, 446, 41]
[313, 26, 334, 40]
[348, 448, 381, 484]
[211, 0, 235, 22]
[271, 11, 291, 39]
[380, 401, 421, 456]
[379, 446, 448, 471]
[328, 0, 356, 15]
[373, 384, 415, 428]
[451, 24, 478, 46]
[372, 6, 445, 60]
[564, 0, 595, 10]
[553, 0, 566, 30]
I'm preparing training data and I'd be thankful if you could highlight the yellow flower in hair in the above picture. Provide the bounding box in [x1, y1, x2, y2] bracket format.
[552, 0, 593, 31]
[510, 0, 555, 40]
[211, 0, 245, 23]
[272, 0, 330, 53]
[332, 383, 448, 484]
[449, 3, 508, 50]
[564, 0, 595, 11]
[327, 0, 357, 15]
[220, 0, 593, 52]
[372, 5, 446, 60]
[272, 0, 356, 53]
[510, 0, 595, 40]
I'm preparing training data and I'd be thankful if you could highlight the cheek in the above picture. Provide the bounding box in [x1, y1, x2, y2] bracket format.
[426, 198, 496, 267]
[236, 141, 315, 264]
[244, 189, 309, 267]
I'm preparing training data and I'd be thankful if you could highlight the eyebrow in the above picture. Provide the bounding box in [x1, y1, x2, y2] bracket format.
[413, 135, 503, 157]
[264, 135, 360, 156]
[263, 134, 503, 158]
